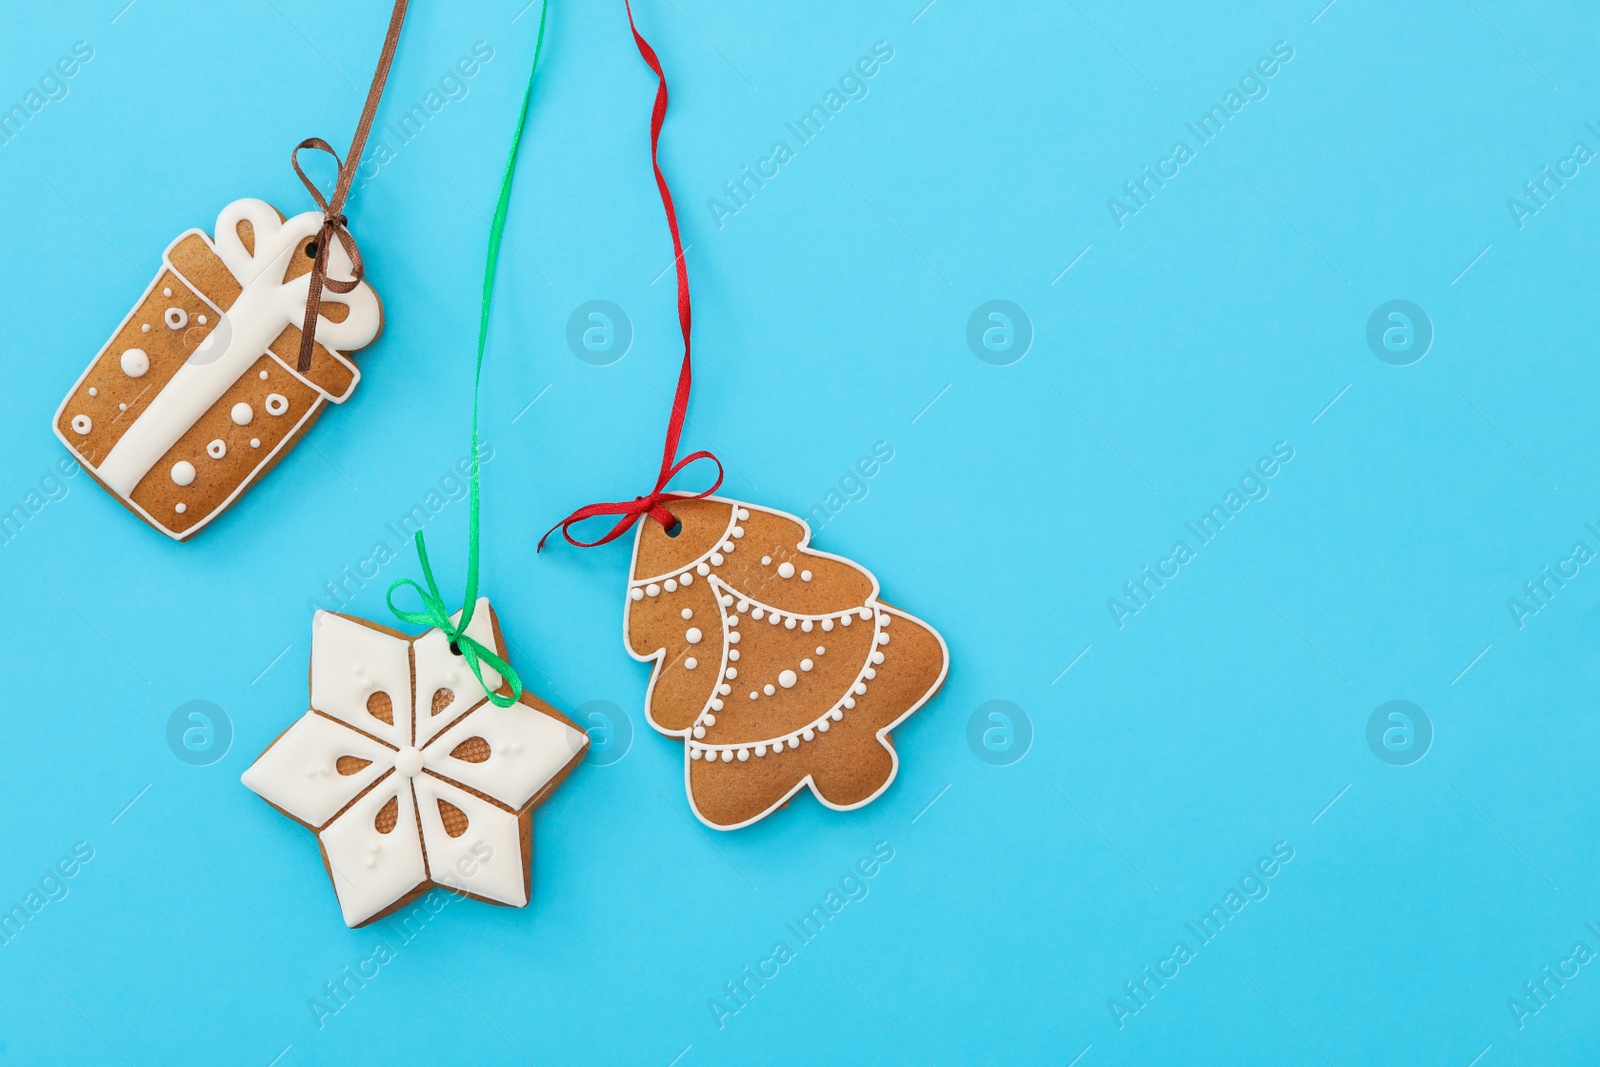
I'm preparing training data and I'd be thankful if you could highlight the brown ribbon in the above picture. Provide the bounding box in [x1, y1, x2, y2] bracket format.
[289, 0, 409, 374]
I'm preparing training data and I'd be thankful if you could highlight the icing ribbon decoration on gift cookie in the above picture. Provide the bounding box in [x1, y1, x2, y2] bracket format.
[50, 0, 407, 541]
[244, 1, 590, 928]
[541, 2, 949, 831]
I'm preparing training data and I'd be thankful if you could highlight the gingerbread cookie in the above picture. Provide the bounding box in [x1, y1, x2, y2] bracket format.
[242, 598, 587, 927]
[624, 497, 948, 829]
[53, 198, 382, 540]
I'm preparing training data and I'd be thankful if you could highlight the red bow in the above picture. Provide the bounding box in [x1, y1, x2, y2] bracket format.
[539, 0, 721, 552]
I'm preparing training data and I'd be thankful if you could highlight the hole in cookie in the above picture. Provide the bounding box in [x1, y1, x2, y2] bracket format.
[366, 691, 393, 725]
[335, 755, 371, 776]
[664, 518, 683, 538]
[437, 799, 469, 838]
[305, 240, 318, 259]
[449, 737, 491, 764]
[431, 688, 454, 715]
[320, 301, 351, 323]
[374, 796, 399, 834]
[236, 219, 256, 256]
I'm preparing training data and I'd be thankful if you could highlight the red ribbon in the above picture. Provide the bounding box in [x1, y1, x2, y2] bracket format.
[539, 1, 722, 551]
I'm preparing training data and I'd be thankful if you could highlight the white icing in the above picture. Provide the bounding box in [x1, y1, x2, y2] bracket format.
[685, 658, 697, 670]
[85, 198, 380, 502]
[681, 608, 693, 620]
[686, 628, 702, 644]
[165, 307, 188, 330]
[243, 597, 585, 926]
[70, 414, 91, 435]
[265, 393, 289, 416]
[250, 438, 260, 448]
[778, 562, 795, 578]
[778, 670, 797, 689]
[802, 570, 813, 581]
[88, 387, 97, 396]
[170, 461, 195, 486]
[120, 348, 149, 377]
[175, 503, 186, 514]
[231, 402, 253, 425]
[206, 439, 226, 459]
[162, 287, 172, 297]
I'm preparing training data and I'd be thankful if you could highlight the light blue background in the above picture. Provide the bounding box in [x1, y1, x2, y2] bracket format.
[3, 0, 1598, 1063]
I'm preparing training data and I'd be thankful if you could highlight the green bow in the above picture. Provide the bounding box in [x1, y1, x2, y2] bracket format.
[384, 0, 547, 711]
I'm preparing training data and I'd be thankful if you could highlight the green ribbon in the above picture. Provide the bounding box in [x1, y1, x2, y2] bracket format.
[385, 0, 549, 710]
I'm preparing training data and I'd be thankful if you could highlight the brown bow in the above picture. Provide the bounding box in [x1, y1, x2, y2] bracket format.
[289, 0, 409, 374]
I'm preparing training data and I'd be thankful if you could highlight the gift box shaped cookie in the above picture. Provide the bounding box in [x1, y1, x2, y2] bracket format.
[53, 198, 382, 540]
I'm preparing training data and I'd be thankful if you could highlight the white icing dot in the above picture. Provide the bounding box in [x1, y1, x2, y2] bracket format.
[206, 439, 226, 459]
[684, 658, 697, 670]
[718, 683, 732, 695]
[120, 348, 149, 378]
[803, 728, 816, 742]
[686, 627, 703, 644]
[722, 540, 735, 552]
[859, 608, 873, 620]
[118, 403, 127, 411]
[843, 697, 857, 709]
[763, 684, 776, 696]
[778, 561, 795, 579]
[876, 632, 891, 645]
[70, 414, 92, 435]
[681, 608, 693, 620]
[816, 646, 826, 655]
[691, 747, 703, 760]
[802, 570, 813, 581]
[140, 323, 150, 333]
[737, 508, 750, 519]
[693, 726, 705, 739]
[801, 620, 813, 633]
[711, 553, 725, 566]
[728, 632, 740, 644]
[711, 699, 724, 712]
[679, 572, 693, 585]
[250, 438, 260, 448]
[822, 619, 835, 632]
[704, 714, 717, 726]
[818, 719, 831, 733]
[778, 669, 798, 689]
[259, 370, 268, 380]
[871, 651, 885, 664]
[784, 617, 797, 630]
[646, 584, 661, 597]
[170, 460, 196, 486]
[841, 614, 853, 627]
[265, 393, 289, 416]
[720, 595, 734, 607]
[755, 744, 767, 757]
[864, 668, 877, 680]
[853, 682, 868, 694]
[750, 692, 759, 700]
[751, 607, 765, 620]
[768, 613, 781, 626]
[728, 649, 740, 662]
[721, 749, 735, 762]
[879, 614, 892, 626]
[737, 748, 750, 761]
[801, 659, 814, 672]
[664, 579, 678, 592]
[732, 526, 745, 538]
[829, 708, 843, 721]
[225, 401, 253, 427]
[162, 286, 172, 297]
[175, 503, 187, 514]
[787, 737, 800, 750]
[630, 588, 645, 601]
[728, 616, 740, 628]
[164, 307, 187, 330]
[87, 387, 97, 396]
[697, 563, 711, 576]
[761, 556, 772, 566]
[725, 668, 738, 680]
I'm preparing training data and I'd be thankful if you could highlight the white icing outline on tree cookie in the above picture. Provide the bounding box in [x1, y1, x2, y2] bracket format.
[622, 495, 949, 831]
